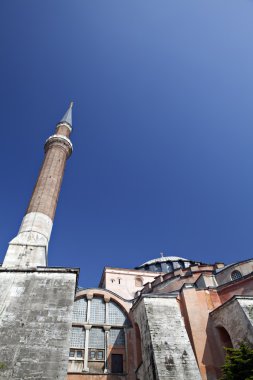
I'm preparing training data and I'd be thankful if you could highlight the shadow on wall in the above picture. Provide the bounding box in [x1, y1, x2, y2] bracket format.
[202, 318, 233, 380]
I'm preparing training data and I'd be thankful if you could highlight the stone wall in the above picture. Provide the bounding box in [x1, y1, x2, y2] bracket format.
[132, 295, 201, 380]
[0, 268, 77, 380]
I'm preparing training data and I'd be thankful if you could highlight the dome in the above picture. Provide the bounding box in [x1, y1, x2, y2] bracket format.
[140, 256, 189, 267]
[136, 255, 197, 273]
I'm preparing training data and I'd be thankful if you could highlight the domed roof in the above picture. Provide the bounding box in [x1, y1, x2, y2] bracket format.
[139, 256, 189, 267]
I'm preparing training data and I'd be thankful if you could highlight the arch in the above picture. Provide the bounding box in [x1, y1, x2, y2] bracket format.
[75, 288, 131, 315]
[70, 289, 133, 374]
[216, 326, 233, 352]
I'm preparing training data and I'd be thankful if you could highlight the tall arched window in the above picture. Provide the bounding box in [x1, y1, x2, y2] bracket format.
[68, 295, 130, 375]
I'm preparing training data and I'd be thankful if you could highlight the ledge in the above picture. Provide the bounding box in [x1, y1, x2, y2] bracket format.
[0, 266, 79, 274]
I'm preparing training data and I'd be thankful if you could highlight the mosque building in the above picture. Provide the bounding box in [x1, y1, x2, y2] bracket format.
[0, 105, 253, 380]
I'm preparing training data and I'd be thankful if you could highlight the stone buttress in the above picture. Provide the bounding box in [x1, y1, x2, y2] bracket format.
[132, 295, 202, 380]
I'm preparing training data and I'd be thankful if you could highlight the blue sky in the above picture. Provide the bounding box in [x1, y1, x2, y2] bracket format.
[0, 0, 253, 286]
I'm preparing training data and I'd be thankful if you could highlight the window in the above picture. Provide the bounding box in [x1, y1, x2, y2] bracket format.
[70, 327, 85, 348]
[97, 350, 104, 360]
[108, 301, 127, 325]
[89, 349, 104, 361]
[89, 327, 105, 349]
[70, 295, 130, 374]
[90, 298, 105, 324]
[231, 270, 242, 281]
[72, 298, 87, 323]
[69, 349, 84, 360]
[76, 351, 83, 358]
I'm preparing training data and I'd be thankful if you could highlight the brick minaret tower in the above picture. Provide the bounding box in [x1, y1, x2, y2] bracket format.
[0, 104, 78, 380]
[3, 102, 73, 268]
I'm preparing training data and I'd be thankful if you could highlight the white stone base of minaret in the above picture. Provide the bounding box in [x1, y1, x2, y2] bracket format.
[3, 212, 53, 268]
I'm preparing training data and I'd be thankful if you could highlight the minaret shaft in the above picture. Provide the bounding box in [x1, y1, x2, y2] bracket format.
[27, 136, 68, 220]
[3, 106, 73, 268]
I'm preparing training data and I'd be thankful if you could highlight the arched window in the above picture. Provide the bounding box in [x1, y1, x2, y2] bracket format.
[68, 295, 130, 375]
[231, 270, 242, 281]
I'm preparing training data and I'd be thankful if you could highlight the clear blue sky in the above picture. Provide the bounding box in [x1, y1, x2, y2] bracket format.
[0, 0, 253, 286]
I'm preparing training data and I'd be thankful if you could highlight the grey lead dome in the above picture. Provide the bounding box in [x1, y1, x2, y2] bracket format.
[136, 255, 201, 273]
[140, 255, 189, 266]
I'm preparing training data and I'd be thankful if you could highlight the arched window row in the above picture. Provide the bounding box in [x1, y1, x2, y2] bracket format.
[69, 295, 129, 375]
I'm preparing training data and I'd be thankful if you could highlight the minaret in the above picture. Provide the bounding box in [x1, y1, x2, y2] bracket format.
[3, 103, 73, 268]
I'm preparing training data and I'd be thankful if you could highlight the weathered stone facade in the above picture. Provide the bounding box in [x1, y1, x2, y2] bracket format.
[0, 268, 78, 380]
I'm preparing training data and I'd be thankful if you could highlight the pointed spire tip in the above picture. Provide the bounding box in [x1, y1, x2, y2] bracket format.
[60, 102, 73, 127]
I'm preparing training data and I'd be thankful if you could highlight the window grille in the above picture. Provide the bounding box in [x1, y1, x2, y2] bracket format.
[70, 327, 85, 348]
[72, 298, 87, 323]
[108, 301, 127, 325]
[89, 328, 105, 349]
[231, 270, 242, 281]
[109, 329, 125, 346]
[90, 297, 105, 324]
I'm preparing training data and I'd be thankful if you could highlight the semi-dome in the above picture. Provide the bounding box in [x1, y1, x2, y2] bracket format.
[136, 255, 200, 273]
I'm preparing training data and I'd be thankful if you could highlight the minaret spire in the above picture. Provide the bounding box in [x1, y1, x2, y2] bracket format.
[3, 104, 74, 268]
[61, 101, 73, 126]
